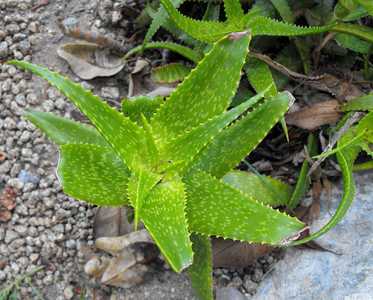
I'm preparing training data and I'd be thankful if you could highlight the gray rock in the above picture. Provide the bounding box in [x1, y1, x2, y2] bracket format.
[216, 287, 247, 300]
[101, 86, 120, 99]
[252, 172, 373, 300]
[0, 41, 9, 58]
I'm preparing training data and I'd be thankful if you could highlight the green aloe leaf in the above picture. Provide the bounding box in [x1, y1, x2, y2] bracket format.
[25, 110, 109, 147]
[160, 0, 234, 43]
[151, 63, 191, 83]
[10, 60, 156, 172]
[188, 234, 213, 300]
[222, 170, 293, 207]
[189, 92, 291, 178]
[128, 169, 162, 230]
[341, 93, 373, 111]
[355, 0, 373, 15]
[223, 0, 245, 23]
[163, 92, 265, 173]
[141, 176, 193, 272]
[151, 32, 251, 142]
[185, 171, 305, 245]
[122, 96, 164, 124]
[335, 33, 372, 54]
[124, 41, 203, 63]
[245, 16, 332, 37]
[245, 57, 289, 141]
[144, 0, 184, 43]
[332, 22, 373, 43]
[58, 144, 129, 206]
[292, 112, 373, 245]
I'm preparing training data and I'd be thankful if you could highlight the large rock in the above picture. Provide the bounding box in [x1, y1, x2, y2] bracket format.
[252, 172, 373, 300]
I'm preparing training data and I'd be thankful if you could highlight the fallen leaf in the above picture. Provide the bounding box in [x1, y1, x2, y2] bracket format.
[286, 100, 342, 130]
[0, 151, 6, 162]
[94, 207, 134, 239]
[57, 42, 125, 80]
[212, 238, 273, 268]
[0, 186, 17, 222]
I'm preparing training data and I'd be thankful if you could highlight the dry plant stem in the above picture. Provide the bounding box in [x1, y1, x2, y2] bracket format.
[313, 32, 336, 67]
[308, 112, 363, 176]
[57, 19, 128, 54]
[250, 52, 324, 81]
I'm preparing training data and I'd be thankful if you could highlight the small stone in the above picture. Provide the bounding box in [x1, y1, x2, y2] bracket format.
[28, 22, 39, 33]
[243, 275, 258, 294]
[101, 86, 120, 99]
[251, 268, 263, 283]
[5, 230, 19, 244]
[0, 41, 9, 58]
[30, 253, 39, 263]
[216, 287, 247, 300]
[63, 286, 74, 299]
[227, 276, 243, 288]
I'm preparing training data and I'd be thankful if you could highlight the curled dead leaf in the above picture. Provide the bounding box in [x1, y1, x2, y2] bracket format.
[286, 100, 342, 130]
[57, 42, 124, 80]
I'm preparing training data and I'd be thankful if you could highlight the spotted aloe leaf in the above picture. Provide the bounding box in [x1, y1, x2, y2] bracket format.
[188, 234, 213, 300]
[9, 60, 156, 173]
[245, 57, 289, 141]
[185, 171, 305, 244]
[151, 63, 191, 84]
[127, 169, 162, 230]
[144, 0, 184, 43]
[223, 0, 245, 23]
[292, 112, 373, 245]
[150, 32, 251, 142]
[122, 96, 164, 124]
[160, 0, 332, 43]
[162, 91, 265, 174]
[222, 170, 293, 207]
[189, 92, 291, 178]
[25, 110, 108, 147]
[58, 144, 129, 206]
[141, 176, 193, 272]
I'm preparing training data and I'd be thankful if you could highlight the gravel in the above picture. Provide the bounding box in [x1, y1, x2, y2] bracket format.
[0, 0, 296, 299]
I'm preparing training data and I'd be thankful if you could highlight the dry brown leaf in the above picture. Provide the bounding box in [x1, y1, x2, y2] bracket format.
[94, 207, 134, 239]
[286, 100, 342, 130]
[57, 42, 125, 80]
[0, 186, 17, 222]
[212, 238, 273, 268]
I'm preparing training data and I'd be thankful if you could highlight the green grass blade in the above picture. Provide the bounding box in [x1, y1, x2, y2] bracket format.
[341, 93, 373, 111]
[25, 110, 109, 147]
[185, 171, 305, 245]
[58, 144, 129, 206]
[141, 177, 193, 272]
[222, 170, 293, 207]
[144, 0, 185, 43]
[269, 0, 294, 23]
[151, 63, 191, 83]
[151, 33, 251, 142]
[128, 170, 162, 230]
[287, 133, 318, 209]
[188, 234, 213, 300]
[124, 41, 203, 63]
[10, 60, 156, 172]
[189, 92, 291, 178]
[291, 113, 373, 245]
[122, 96, 164, 124]
[335, 33, 372, 54]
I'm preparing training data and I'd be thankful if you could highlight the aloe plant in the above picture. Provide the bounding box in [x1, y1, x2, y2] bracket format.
[10, 32, 309, 299]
